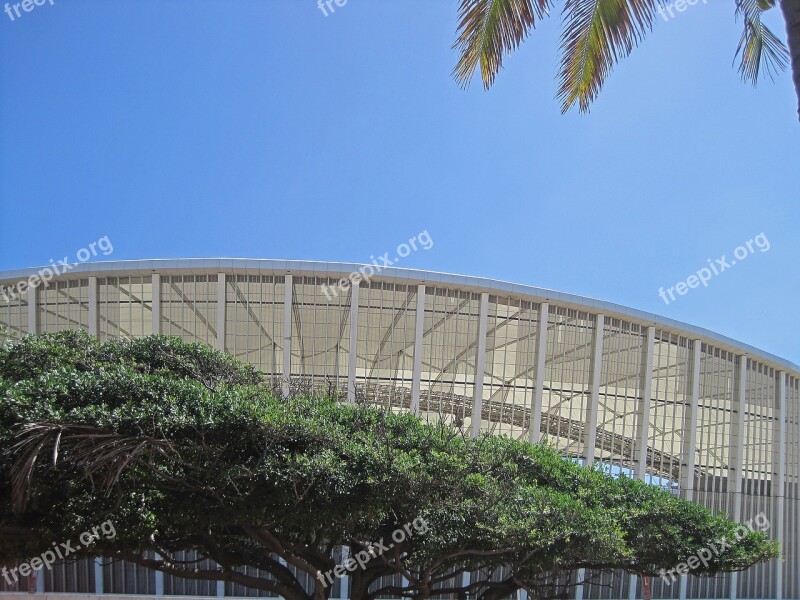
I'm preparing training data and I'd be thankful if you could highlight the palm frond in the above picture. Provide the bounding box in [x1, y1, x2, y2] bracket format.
[558, 0, 661, 113]
[452, 0, 552, 89]
[11, 422, 176, 513]
[735, 0, 789, 84]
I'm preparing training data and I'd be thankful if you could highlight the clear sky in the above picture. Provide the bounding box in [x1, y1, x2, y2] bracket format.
[1, 0, 798, 362]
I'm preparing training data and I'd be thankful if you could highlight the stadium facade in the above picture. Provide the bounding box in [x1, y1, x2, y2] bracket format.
[0, 258, 797, 600]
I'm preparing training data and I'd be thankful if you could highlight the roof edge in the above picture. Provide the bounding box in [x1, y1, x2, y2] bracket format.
[1, 258, 797, 374]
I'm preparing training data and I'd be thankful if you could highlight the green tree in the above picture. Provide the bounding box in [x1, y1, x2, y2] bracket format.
[0, 332, 779, 600]
[0, 324, 15, 348]
[452, 0, 800, 119]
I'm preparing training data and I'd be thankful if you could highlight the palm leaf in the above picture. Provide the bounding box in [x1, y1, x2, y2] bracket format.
[452, 0, 552, 89]
[735, 0, 789, 84]
[11, 422, 176, 513]
[558, 0, 661, 113]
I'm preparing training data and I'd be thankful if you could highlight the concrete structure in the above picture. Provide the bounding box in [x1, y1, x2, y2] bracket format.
[0, 259, 797, 599]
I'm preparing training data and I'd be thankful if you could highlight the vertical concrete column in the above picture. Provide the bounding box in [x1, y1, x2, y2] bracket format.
[681, 339, 702, 502]
[154, 553, 164, 597]
[574, 573, 584, 600]
[729, 356, 748, 600]
[94, 557, 104, 595]
[151, 273, 161, 335]
[679, 339, 702, 600]
[410, 284, 426, 415]
[339, 546, 350, 599]
[88, 276, 99, 337]
[628, 575, 639, 600]
[584, 314, 605, 466]
[347, 282, 360, 402]
[634, 326, 656, 479]
[775, 371, 787, 600]
[27, 283, 39, 335]
[530, 302, 549, 444]
[630, 326, 655, 600]
[216, 273, 226, 351]
[471, 292, 489, 438]
[282, 274, 293, 398]
[577, 314, 604, 600]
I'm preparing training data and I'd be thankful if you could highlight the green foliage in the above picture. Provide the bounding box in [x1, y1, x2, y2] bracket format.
[0, 332, 779, 600]
[0, 324, 15, 349]
[452, 0, 792, 115]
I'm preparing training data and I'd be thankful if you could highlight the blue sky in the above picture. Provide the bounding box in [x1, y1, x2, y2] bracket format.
[1, 0, 798, 361]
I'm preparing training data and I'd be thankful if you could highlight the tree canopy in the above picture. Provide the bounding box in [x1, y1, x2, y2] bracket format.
[0, 331, 779, 600]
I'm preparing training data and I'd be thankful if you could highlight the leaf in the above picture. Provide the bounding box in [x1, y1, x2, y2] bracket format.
[452, 0, 552, 89]
[558, 0, 660, 113]
[735, 0, 789, 84]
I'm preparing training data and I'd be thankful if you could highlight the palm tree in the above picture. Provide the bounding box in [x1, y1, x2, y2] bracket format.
[452, 0, 799, 119]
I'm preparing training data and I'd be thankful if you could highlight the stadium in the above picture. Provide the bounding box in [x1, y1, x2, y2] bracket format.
[0, 258, 797, 600]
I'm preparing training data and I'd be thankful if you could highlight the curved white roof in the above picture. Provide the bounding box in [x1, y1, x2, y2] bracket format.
[1, 258, 797, 374]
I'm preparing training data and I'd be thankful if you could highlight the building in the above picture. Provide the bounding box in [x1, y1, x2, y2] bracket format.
[0, 258, 797, 600]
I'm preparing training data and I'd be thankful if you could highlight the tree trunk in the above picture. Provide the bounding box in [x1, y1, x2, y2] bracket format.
[780, 0, 800, 120]
[643, 576, 651, 600]
[348, 572, 371, 600]
[479, 580, 521, 600]
[312, 579, 330, 600]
